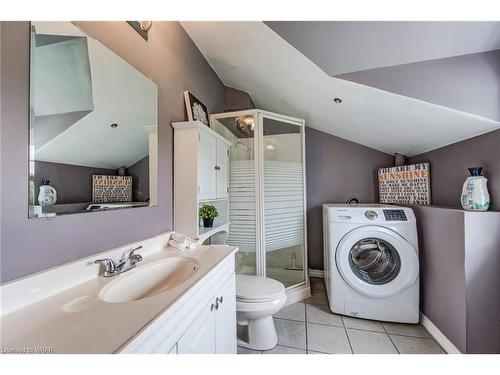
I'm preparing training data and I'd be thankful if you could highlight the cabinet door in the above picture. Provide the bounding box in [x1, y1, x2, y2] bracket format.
[177, 302, 216, 354]
[215, 275, 237, 354]
[216, 140, 229, 199]
[198, 131, 217, 200]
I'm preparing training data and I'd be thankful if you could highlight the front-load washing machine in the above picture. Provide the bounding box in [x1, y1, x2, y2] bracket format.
[323, 204, 419, 323]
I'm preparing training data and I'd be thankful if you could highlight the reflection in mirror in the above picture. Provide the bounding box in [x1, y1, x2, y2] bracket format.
[29, 22, 158, 218]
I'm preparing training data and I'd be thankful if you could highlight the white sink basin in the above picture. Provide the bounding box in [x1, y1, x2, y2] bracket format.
[98, 257, 200, 303]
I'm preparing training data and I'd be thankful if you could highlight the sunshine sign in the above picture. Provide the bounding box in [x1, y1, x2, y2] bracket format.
[378, 163, 431, 205]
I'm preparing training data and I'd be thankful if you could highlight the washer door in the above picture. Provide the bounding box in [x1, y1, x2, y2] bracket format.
[336, 226, 418, 298]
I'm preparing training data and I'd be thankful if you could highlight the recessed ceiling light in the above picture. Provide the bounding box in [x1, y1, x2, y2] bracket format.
[333, 98, 342, 104]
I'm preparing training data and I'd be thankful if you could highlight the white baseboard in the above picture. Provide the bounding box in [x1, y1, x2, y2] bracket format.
[419, 312, 461, 354]
[308, 268, 324, 278]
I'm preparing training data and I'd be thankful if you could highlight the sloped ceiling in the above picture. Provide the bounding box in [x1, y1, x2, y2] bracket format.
[264, 22, 500, 76]
[266, 21, 500, 122]
[181, 22, 499, 156]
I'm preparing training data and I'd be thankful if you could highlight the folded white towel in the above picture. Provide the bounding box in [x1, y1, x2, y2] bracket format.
[168, 239, 186, 251]
[169, 232, 198, 251]
[171, 232, 187, 243]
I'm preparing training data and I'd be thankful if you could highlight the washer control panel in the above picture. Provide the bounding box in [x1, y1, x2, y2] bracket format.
[383, 209, 407, 221]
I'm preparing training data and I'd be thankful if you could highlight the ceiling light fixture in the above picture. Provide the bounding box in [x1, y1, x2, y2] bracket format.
[127, 21, 153, 41]
[333, 98, 342, 104]
[236, 116, 255, 135]
[139, 21, 153, 32]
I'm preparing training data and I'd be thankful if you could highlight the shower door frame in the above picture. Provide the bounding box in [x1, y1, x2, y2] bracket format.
[211, 109, 309, 304]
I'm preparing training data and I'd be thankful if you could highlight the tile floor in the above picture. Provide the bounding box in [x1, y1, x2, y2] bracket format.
[237, 277, 445, 355]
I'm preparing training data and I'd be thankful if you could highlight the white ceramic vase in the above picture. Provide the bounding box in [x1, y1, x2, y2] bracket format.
[38, 182, 57, 206]
[461, 167, 490, 211]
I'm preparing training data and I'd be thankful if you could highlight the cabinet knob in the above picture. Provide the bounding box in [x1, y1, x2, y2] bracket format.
[210, 303, 215, 311]
[218, 296, 224, 304]
[214, 299, 219, 310]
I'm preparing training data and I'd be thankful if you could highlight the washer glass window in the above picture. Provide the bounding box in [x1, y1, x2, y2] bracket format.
[348, 238, 401, 285]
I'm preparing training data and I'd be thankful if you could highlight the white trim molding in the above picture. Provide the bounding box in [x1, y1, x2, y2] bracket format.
[419, 312, 462, 354]
[308, 268, 324, 278]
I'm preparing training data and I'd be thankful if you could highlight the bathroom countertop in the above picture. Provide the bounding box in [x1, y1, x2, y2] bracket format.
[0, 244, 237, 354]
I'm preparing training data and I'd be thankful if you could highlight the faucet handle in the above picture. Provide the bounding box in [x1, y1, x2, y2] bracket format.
[128, 245, 143, 258]
[94, 258, 117, 277]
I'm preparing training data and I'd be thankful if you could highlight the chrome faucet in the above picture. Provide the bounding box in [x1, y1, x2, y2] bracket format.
[94, 246, 143, 277]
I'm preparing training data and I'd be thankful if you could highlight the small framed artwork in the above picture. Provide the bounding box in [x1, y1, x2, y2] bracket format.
[92, 175, 132, 203]
[378, 163, 431, 205]
[184, 90, 209, 126]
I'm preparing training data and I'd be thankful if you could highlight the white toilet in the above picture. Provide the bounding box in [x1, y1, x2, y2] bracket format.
[236, 275, 287, 351]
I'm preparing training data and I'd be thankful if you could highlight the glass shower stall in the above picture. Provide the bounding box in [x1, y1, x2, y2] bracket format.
[210, 110, 309, 303]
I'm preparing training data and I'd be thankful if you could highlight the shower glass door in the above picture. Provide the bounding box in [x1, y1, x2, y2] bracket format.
[211, 109, 309, 297]
[261, 113, 306, 288]
[211, 112, 259, 276]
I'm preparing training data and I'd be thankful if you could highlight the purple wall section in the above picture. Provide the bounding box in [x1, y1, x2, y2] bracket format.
[336, 50, 500, 122]
[305, 127, 393, 270]
[464, 211, 500, 353]
[411, 205, 467, 353]
[224, 86, 256, 112]
[34, 161, 118, 204]
[0, 21, 225, 283]
[412, 205, 500, 353]
[126, 156, 149, 202]
[408, 129, 500, 211]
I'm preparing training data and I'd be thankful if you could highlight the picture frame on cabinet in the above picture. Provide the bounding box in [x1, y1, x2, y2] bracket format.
[184, 90, 209, 126]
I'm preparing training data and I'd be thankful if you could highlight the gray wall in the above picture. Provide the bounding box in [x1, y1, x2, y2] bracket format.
[411, 205, 467, 352]
[464, 211, 500, 353]
[224, 86, 256, 112]
[0, 21, 225, 283]
[34, 161, 117, 204]
[265, 22, 500, 76]
[412, 205, 500, 353]
[337, 50, 500, 122]
[408, 128, 500, 211]
[306, 127, 393, 269]
[126, 156, 149, 202]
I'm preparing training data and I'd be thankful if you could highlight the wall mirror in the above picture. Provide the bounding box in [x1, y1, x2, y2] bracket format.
[28, 22, 158, 218]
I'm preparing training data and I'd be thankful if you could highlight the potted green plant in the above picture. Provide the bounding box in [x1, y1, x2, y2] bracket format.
[199, 203, 219, 228]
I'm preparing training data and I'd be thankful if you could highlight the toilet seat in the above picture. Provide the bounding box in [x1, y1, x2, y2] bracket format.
[236, 275, 285, 303]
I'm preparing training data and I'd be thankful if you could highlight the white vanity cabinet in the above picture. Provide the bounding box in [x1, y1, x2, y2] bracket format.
[177, 275, 236, 354]
[119, 253, 236, 354]
[173, 121, 231, 242]
[198, 130, 230, 200]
